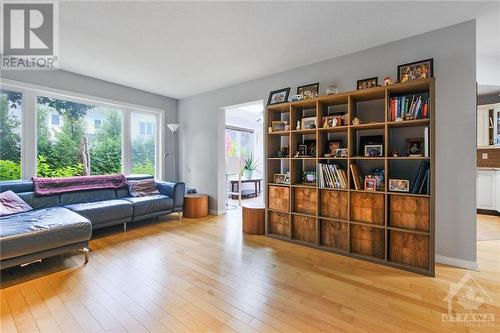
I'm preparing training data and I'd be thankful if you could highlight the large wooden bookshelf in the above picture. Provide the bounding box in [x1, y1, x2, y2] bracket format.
[264, 78, 435, 276]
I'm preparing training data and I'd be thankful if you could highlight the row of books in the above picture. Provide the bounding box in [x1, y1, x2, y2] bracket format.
[390, 94, 429, 121]
[412, 161, 430, 194]
[317, 163, 348, 189]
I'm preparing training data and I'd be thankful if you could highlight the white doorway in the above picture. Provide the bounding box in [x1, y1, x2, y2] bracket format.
[224, 100, 265, 209]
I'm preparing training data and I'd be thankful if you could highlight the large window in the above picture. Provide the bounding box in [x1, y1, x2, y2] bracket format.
[131, 112, 157, 175]
[37, 96, 123, 177]
[0, 90, 22, 180]
[225, 127, 254, 161]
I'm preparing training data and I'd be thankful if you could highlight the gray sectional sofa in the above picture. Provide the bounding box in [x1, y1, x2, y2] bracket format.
[0, 176, 185, 269]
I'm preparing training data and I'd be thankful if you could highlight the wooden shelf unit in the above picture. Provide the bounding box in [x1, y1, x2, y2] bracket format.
[265, 78, 435, 276]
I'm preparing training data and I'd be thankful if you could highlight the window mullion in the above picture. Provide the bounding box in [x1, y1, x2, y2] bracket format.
[21, 90, 37, 179]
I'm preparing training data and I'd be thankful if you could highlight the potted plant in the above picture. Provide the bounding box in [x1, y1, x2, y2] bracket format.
[241, 153, 260, 179]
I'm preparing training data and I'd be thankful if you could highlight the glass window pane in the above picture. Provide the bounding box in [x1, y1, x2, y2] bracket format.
[0, 89, 22, 180]
[131, 112, 156, 175]
[36, 96, 122, 177]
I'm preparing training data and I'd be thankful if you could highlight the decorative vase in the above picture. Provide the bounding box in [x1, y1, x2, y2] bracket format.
[243, 170, 253, 179]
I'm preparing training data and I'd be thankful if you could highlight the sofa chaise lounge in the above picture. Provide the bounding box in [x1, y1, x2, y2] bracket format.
[0, 175, 185, 269]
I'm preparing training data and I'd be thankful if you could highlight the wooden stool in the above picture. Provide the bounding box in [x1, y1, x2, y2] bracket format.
[242, 203, 265, 235]
[183, 194, 209, 218]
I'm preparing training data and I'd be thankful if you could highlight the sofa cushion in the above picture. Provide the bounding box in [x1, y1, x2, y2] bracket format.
[60, 189, 116, 205]
[0, 191, 33, 217]
[65, 199, 133, 225]
[122, 195, 173, 217]
[128, 179, 160, 197]
[0, 207, 92, 260]
[17, 192, 60, 209]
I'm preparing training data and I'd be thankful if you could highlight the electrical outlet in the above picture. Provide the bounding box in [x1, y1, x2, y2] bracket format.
[482, 153, 488, 159]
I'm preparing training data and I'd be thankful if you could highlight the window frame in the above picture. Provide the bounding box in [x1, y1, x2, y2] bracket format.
[1, 79, 164, 179]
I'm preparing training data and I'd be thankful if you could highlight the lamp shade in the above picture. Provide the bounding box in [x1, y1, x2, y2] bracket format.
[167, 123, 180, 132]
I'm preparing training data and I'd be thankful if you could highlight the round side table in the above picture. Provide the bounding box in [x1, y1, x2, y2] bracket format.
[183, 194, 209, 218]
[242, 203, 265, 235]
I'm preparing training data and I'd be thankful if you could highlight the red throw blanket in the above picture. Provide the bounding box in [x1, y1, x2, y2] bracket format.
[32, 174, 128, 196]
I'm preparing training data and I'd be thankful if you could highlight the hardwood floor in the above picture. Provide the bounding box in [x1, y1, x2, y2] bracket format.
[478, 214, 500, 241]
[1, 211, 499, 333]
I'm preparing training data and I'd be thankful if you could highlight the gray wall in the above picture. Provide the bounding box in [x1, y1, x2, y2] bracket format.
[1, 70, 179, 181]
[179, 21, 477, 263]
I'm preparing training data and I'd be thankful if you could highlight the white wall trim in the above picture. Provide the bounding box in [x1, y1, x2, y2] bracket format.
[209, 209, 226, 216]
[435, 254, 480, 271]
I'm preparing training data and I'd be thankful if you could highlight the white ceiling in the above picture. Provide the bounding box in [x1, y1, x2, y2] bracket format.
[58, 1, 499, 99]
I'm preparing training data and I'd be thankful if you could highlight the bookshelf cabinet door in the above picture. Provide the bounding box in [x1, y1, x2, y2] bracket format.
[292, 215, 317, 244]
[294, 188, 317, 215]
[320, 220, 348, 251]
[350, 192, 385, 225]
[268, 186, 290, 212]
[389, 230, 429, 269]
[268, 211, 290, 237]
[350, 225, 385, 259]
[389, 195, 429, 231]
[320, 190, 348, 220]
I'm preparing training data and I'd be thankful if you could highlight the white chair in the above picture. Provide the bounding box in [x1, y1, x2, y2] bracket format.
[225, 157, 242, 207]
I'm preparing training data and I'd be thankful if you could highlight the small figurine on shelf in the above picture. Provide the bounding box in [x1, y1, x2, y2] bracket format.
[391, 151, 401, 157]
[293, 151, 300, 158]
[331, 117, 338, 127]
[290, 94, 302, 102]
[383, 76, 393, 86]
[401, 69, 410, 83]
[268, 126, 273, 133]
[296, 120, 301, 130]
[323, 118, 329, 128]
[352, 117, 361, 125]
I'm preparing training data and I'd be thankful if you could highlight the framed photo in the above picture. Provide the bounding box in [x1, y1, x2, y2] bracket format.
[328, 140, 341, 155]
[297, 82, 319, 98]
[273, 173, 286, 184]
[303, 171, 316, 184]
[301, 116, 317, 130]
[359, 135, 383, 156]
[271, 120, 287, 132]
[267, 87, 290, 105]
[397, 58, 433, 83]
[298, 144, 308, 156]
[389, 179, 410, 192]
[364, 144, 383, 157]
[304, 139, 316, 156]
[357, 77, 378, 90]
[283, 171, 291, 184]
[406, 138, 424, 157]
[336, 148, 348, 158]
[364, 177, 377, 191]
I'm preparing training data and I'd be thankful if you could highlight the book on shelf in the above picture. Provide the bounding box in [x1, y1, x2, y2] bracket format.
[412, 161, 430, 194]
[390, 94, 429, 121]
[318, 163, 347, 189]
[349, 164, 363, 190]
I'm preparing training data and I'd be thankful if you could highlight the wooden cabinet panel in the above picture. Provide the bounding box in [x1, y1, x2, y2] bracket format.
[320, 190, 348, 220]
[294, 187, 317, 215]
[389, 195, 429, 231]
[389, 231, 429, 269]
[350, 225, 384, 258]
[320, 220, 348, 251]
[350, 192, 384, 225]
[268, 211, 290, 237]
[292, 215, 317, 244]
[268, 185, 290, 212]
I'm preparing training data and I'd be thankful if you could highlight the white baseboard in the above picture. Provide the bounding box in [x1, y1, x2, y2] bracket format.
[209, 209, 226, 215]
[435, 254, 479, 271]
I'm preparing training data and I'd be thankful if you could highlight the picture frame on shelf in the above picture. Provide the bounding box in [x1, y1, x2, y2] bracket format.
[328, 140, 342, 156]
[301, 116, 317, 130]
[359, 135, 383, 156]
[406, 138, 424, 157]
[389, 179, 410, 192]
[271, 120, 287, 132]
[364, 176, 377, 191]
[304, 139, 316, 156]
[397, 58, 433, 83]
[267, 87, 290, 105]
[357, 77, 378, 90]
[273, 173, 287, 184]
[298, 144, 308, 156]
[303, 171, 316, 184]
[336, 148, 348, 158]
[364, 144, 383, 157]
[297, 82, 319, 98]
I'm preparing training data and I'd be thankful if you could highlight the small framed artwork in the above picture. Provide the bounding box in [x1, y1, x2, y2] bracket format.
[271, 120, 287, 132]
[357, 77, 378, 90]
[267, 87, 290, 105]
[328, 140, 341, 155]
[406, 138, 424, 156]
[297, 82, 319, 99]
[364, 144, 383, 157]
[273, 173, 286, 184]
[304, 140, 316, 156]
[397, 58, 433, 83]
[298, 144, 308, 156]
[301, 116, 317, 130]
[336, 148, 348, 158]
[364, 177, 377, 191]
[283, 171, 291, 184]
[303, 171, 316, 184]
[389, 179, 410, 192]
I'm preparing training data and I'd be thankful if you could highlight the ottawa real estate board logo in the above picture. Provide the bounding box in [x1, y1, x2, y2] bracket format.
[1, 1, 58, 70]
[442, 272, 495, 327]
